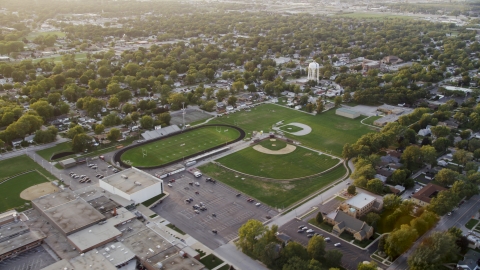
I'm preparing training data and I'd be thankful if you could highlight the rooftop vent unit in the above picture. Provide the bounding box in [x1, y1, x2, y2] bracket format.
[121, 175, 128, 179]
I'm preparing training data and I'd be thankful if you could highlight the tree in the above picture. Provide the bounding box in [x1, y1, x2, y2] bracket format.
[102, 113, 121, 127]
[347, 185, 356, 195]
[0, 139, 4, 150]
[334, 96, 342, 107]
[122, 115, 133, 127]
[385, 224, 418, 258]
[47, 93, 61, 105]
[107, 128, 121, 141]
[365, 212, 381, 227]
[367, 178, 384, 194]
[307, 235, 326, 261]
[227, 96, 237, 107]
[72, 133, 92, 152]
[140, 115, 154, 130]
[94, 124, 105, 135]
[30, 100, 54, 120]
[106, 82, 121, 95]
[430, 125, 450, 138]
[167, 93, 187, 110]
[203, 100, 216, 112]
[401, 145, 422, 170]
[216, 89, 230, 102]
[407, 232, 458, 270]
[391, 169, 408, 186]
[428, 190, 458, 215]
[316, 98, 324, 114]
[109, 96, 120, 108]
[420, 145, 437, 167]
[435, 168, 459, 186]
[116, 90, 133, 102]
[281, 241, 309, 261]
[383, 194, 402, 210]
[324, 250, 343, 268]
[231, 81, 244, 94]
[453, 149, 471, 166]
[315, 212, 323, 224]
[97, 66, 111, 78]
[157, 112, 171, 126]
[237, 219, 265, 255]
[66, 125, 85, 139]
[122, 103, 133, 114]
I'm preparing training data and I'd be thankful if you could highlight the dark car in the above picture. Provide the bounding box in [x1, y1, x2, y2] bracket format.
[297, 230, 304, 233]
[236, 193, 241, 197]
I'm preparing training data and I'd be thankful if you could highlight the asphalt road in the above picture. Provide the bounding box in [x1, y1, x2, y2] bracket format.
[388, 194, 480, 270]
[279, 219, 381, 270]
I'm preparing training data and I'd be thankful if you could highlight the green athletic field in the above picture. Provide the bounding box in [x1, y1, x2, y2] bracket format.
[200, 162, 347, 208]
[0, 155, 56, 213]
[121, 126, 240, 167]
[217, 140, 339, 179]
[209, 104, 374, 156]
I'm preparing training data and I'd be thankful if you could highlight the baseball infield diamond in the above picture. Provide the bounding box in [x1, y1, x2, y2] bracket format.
[20, 182, 59, 200]
[253, 144, 296, 155]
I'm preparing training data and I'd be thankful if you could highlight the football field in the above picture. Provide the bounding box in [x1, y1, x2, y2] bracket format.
[121, 126, 241, 167]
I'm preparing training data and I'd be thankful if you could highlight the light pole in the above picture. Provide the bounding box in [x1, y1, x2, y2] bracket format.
[182, 102, 185, 128]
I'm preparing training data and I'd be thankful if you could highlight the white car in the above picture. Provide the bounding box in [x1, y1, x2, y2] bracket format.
[255, 203, 261, 207]
[194, 182, 200, 186]
[167, 183, 173, 187]
[306, 229, 314, 233]
[334, 243, 341, 247]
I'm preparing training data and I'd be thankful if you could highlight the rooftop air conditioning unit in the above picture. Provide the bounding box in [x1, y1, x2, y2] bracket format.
[121, 175, 128, 179]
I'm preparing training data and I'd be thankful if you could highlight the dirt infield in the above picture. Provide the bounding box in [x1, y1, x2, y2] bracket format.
[20, 182, 59, 200]
[253, 144, 296, 155]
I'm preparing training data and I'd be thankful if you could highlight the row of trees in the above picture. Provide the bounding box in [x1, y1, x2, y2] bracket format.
[237, 220, 343, 270]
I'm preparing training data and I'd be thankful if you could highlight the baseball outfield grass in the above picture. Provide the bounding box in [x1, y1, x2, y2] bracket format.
[121, 126, 240, 167]
[209, 104, 374, 156]
[217, 140, 339, 179]
[200, 162, 347, 208]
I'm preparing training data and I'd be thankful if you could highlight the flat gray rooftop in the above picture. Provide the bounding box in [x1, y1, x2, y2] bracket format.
[43, 198, 105, 235]
[121, 225, 173, 260]
[0, 230, 46, 256]
[101, 167, 160, 195]
[0, 221, 29, 242]
[67, 208, 135, 252]
[73, 185, 135, 207]
[98, 242, 135, 267]
[32, 189, 76, 211]
[41, 249, 117, 270]
[152, 252, 204, 270]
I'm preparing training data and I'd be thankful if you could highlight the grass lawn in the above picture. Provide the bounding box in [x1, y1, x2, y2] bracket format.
[362, 116, 382, 126]
[200, 162, 346, 208]
[466, 219, 480, 230]
[166, 223, 186, 235]
[339, 232, 355, 242]
[195, 249, 207, 257]
[217, 141, 338, 179]
[377, 209, 415, 233]
[279, 125, 304, 133]
[0, 155, 57, 212]
[0, 171, 50, 212]
[308, 218, 333, 232]
[141, 193, 166, 207]
[210, 104, 374, 156]
[199, 254, 224, 270]
[36, 142, 72, 161]
[217, 264, 230, 270]
[121, 126, 240, 167]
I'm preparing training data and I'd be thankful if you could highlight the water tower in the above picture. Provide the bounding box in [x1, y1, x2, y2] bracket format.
[307, 61, 320, 82]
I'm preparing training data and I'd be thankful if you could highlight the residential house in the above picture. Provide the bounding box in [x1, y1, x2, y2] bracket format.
[456, 249, 480, 270]
[324, 211, 374, 241]
[411, 183, 447, 206]
[362, 59, 380, 71]
[381, 56, 403, 65]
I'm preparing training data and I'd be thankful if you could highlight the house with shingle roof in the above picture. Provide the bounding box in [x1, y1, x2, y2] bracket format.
[324, 211, 373, 241]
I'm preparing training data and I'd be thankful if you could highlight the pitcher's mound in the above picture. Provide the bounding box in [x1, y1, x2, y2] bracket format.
[20, 182, 59, 200]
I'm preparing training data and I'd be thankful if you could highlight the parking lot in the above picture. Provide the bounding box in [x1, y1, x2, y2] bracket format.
[278, 219, 382, 270]
[0, 245, 56, 270]
[153, 173, 278, 249]
[61, 155, 121, 190]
